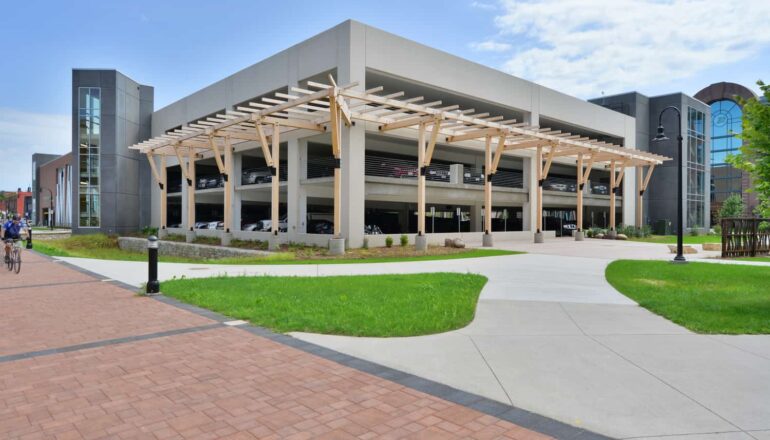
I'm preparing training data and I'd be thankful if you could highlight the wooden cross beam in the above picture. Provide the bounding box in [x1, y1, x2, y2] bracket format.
[208, 136, 226, 175]
[145, 153, 164, 189]
[254, 123, 274, 167]
[423, 116, 442, 166]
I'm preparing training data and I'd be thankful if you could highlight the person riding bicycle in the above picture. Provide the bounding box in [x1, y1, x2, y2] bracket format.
[2, 214, 29, 264]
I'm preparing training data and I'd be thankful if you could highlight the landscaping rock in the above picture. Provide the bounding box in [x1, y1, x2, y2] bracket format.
[668, 244, 697, 254]
[118, 236, 269, 259]
[452, 238, 466, 248]
[616, 234, 628, 240]
[702, 243, 721, 251]
[596, 233, 605, 239]
[445, 238, 453, 247]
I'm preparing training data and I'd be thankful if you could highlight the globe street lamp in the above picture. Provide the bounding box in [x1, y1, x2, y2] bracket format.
[652, 106, 686, 263]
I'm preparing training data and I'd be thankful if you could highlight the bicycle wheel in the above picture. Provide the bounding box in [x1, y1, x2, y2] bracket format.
[13, 248, 21, 274]
[7, 251, 14, 272]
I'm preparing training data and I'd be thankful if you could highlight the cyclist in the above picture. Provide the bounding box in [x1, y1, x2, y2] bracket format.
[2, 214, 29, 264]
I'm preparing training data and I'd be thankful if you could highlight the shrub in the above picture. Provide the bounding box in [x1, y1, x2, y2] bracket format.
[689, 225, 700, 237]
[140, 226, 158, 237]
[400, 234, 408, 247]
[713, 224, 722, 235]
[718, 194, 745, 220]
[385, 236, 394, 248]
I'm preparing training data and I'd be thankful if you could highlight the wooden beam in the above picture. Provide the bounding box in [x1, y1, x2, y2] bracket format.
[255, 124, 274, 167]
[504, 139, 547, 151]
[146, 153, 163, 185]
[490, 134, 506, 174]
[337, 95, 352, 127]
[542, 146, 557, 179]
[615, 162, 627, 188]
[581, 156, 596, 184]
[642, 164, 656, 191]
[329, 93, 341, 158]
[173, 145, 190, 186]
[208, 136, 226, 174]
[423, 117, 441, 166]
[446, 127, 500, 143]
[379, 114, 435, 132]
[636, 165, 643, 228]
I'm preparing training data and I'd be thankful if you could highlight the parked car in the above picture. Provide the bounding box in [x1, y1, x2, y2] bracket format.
[193, 221, 210, 229]
[197, 177, 209, 189]
[544, 181, 569, 192]
[215, 221, 224, 230]
[312, 220, 333, 234]
[242, 222, 261, 231]
[592, 184, 609, 195]
[390, 165, 418, 179]
[464, 171, 484, 184]
[207, 221, 219, 230]
[205, 176, 224, 189]
[364, 224, 383, 235]
[426, 167, 450, 182]
[242, 169, 272, 185]
[258, 215, 288, 232]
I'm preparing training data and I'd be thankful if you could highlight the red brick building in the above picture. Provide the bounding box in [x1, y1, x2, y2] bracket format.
[0, 189, 33, 219]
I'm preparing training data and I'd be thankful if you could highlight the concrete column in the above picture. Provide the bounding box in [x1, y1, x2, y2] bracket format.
[287, 138, 301, 242]
[341, 124, 366, 248]
[523, 111, 539, 236]
[232, 151, 243, 234]
[338, 20, 366, 249]
[450, 164, 462, 185]
[295, 139, 308, 236]
[471, 203, 482, 232]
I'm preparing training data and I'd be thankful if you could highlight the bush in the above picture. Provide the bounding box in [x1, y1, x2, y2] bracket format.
[718, 194, 745, 220]
[400, 234, 408, 247]
[229, 239, 268, 250]
[140, 226, 158, 237]
[713, 224, 722, 235]
[385, 236, 393, 248]
[689, 225, 700, 237]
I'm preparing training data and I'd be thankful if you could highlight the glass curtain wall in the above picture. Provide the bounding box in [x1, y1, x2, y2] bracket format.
[709, 100, 743, 208]
[686, 107, 706, 229]
[78, 88, 101, 227]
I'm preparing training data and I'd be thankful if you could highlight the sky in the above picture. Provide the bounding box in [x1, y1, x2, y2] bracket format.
[1, 0, 769, 191]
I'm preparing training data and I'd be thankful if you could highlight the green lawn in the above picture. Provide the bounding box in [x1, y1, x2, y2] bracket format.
[33, 234, 520, 265]
[606, 260, 770, 334]
[735, 256, 770, 263]
[628, 235, 721, 244]
[162, 273, 487, 336]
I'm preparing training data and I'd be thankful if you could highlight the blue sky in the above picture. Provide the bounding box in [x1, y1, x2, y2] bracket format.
[1, 0, 769, 190]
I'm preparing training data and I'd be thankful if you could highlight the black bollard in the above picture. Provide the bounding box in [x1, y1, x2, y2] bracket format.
[147, 235, 160, 294]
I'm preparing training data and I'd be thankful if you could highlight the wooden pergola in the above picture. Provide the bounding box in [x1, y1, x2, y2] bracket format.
[130, 75, 669, 244]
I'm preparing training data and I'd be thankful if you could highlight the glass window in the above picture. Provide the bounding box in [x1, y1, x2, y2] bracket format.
[77, 87, 101, 227]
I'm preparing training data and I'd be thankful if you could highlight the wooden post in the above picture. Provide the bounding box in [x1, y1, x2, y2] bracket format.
[417, 123, 427, 235]
[536, 146, 543, 234]
[160, 155, 167, 231]
[329, 93, 342, 238]
[187, 146, 196, 231]
[576, 153, 583, 233]
[636, 165, 643, 228]
[609, 159, 616, 232]
[223, 136, 233, 233]
[271, 124, 280, 236]
[484, 136, 492, 234]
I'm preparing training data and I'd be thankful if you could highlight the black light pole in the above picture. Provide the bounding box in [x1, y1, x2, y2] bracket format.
[146, 235, 160, 294]
[652, 106, 686, 263]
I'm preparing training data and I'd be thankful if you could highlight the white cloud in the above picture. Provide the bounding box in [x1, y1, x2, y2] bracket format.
[470, 1, 497, 11]
[490, 0, 770, 98]
[470, 40, 512, 52]
[0, 108, 69, 190]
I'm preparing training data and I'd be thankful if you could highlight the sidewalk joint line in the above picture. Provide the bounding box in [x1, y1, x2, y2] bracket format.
[467, 334, 515, 406]
[0, 323, 223, 364]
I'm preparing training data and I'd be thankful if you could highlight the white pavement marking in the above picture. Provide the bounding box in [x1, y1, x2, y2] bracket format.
[223, 320, 248, 326]
[57, 238, 770, 438]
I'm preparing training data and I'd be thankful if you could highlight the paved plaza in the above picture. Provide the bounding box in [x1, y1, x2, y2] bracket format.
[0, 251, 587, 439]
[56, 238, 770, 439]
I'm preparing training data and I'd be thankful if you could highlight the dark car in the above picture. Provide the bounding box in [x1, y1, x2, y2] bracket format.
[312, 220, 333, 234]
[242, 169, 272, 185]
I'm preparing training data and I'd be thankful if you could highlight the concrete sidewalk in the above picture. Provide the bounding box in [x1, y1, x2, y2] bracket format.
[54, 239, 770, 438]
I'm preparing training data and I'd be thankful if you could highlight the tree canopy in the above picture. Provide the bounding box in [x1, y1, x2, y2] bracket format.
[728, 80, 770, 217]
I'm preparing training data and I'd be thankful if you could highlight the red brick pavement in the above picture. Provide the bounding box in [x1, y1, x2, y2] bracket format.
[0, 252, 552, 439]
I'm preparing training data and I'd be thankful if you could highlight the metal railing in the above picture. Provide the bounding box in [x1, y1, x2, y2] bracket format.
[463, 167, 523, 189]
[364, 155, 451, 182]
[722, 217, 770, 257]
[307, 156, 337, 179]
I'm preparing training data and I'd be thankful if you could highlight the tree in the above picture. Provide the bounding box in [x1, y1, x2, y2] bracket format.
[728, 80, 770, 217]
[718, 194, 745, 220]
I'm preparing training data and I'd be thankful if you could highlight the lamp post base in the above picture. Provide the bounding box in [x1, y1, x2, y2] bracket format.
[482, 233, 494, 247]
[574, 231, 584, 241]
[670, 256, 688, 264]
[534, 232, 544, 243]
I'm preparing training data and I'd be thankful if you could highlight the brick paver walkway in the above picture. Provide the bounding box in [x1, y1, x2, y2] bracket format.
[0, 252, 554, 439]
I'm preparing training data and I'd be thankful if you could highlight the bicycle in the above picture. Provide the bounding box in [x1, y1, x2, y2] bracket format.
[5, 239, 22, 274]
